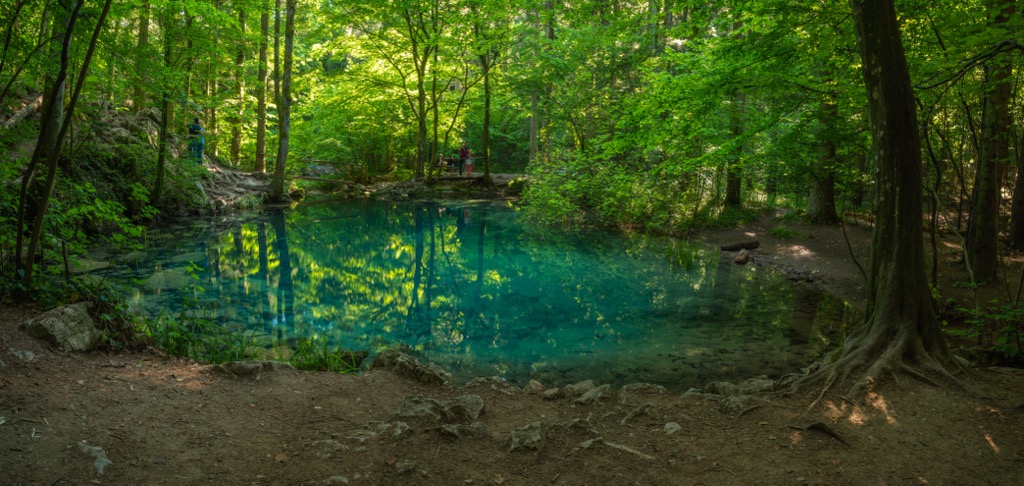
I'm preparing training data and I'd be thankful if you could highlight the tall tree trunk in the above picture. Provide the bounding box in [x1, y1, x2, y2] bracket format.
[802, 0, 956, 395]
[134, 0, 150, 107]
[15, 0, 79, 285]
[231, 9, 246, 166]
[1010, 129, 1024, 249]
[481, 54, 493, 183]
[724, 90, 744, 208]
[18, 0, 111, 290]
[966, 0, 1014, 279]
[270, 0, 294, 202]
[153, 12, 173, 207]
[808, 90, 841, 224]
[255, 6, 269, 173]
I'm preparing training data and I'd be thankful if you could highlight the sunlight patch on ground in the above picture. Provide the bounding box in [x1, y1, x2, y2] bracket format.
[783, 244, 816, 258]
[866, 392, 898, 426]
[984, 433, 1001, 454]
[824, 399, 869, 426]
[789, 430, 803, 446]
[975, 404, 1002, 416]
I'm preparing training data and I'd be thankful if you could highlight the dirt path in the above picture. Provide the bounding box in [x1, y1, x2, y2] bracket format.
[3, 212, 1024, 485]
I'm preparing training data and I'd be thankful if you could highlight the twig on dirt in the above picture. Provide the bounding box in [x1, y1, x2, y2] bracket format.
[48, 476, 64, 486]
[737, 404, 762, 418]
[602, 441, 655, 460]
[724, 467, 738, 476]
[20, 418, 45, 424]
[788, 421, 849, 446]
[550, 473, 561, 483]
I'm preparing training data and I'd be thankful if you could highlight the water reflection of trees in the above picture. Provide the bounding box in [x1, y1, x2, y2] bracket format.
[182, 200, 855, 387]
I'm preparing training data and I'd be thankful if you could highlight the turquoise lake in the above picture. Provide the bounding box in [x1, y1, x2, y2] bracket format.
[94, 198, 856, 390]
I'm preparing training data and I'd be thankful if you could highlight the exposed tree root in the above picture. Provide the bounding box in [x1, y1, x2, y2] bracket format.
[789, 320, 969, 412]
[788, 421, 849, 446]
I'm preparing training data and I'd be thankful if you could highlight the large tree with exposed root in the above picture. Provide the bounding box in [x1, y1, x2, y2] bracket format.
[803, 0, 962, 396]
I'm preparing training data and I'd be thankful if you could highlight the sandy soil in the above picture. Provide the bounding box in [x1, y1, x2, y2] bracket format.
[3, 213, 1024, 485]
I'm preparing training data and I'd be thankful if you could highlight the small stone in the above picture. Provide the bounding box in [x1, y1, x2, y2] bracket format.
[734, 249, 750, 265]
[389, 421, 412, 438]
[323, 476, 349, 485]
[8, 349, 35, 362]
[395, 460, 417, 475]
[508, 421, 545, 453]
[563, 380, 595, 397]
[449, 395, 485, 421]
[618, 383, 667, 404]
[372, 350, 453, 386]
[739, 376, 775, 394]
[703, 381, 739, 396]
[574, 384, 611, 405]
[439, 422, 490, 439]
[395, 396, 449, 422]
[522, 380, 545, 394]
[664, 422, 683, 435]
[541, 388, 562, 401]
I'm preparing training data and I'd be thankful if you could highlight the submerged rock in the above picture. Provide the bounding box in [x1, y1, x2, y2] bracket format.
[144, 269, 191, 290]
[21, 302, 101, 352]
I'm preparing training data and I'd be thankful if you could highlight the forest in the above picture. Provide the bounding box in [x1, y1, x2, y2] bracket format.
[2, 1, 1024, 484]
[2, 1, 1024, 385]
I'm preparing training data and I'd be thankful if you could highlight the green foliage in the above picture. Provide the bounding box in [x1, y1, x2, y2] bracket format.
[289, 337, 362, 374]
[947, 302, 1024, 359]
[140, 265, 266, 363]
[770, 226, 807, 239]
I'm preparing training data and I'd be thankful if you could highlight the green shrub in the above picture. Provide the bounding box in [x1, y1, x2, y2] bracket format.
[289, 337, 364, 373]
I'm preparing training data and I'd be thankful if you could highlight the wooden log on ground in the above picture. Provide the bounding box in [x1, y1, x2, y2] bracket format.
[734, 249, 750, 265]
[3, 95, 43, 130]
[719, 240, 760, 251]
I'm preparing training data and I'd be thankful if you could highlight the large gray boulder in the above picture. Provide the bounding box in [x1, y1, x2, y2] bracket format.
[21, 302, 101, 351]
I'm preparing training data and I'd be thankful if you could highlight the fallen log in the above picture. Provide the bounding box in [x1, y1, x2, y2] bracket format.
[3, 95, 43, 130]
[719, 239, 760, 251]
[734, 249, 750, 265]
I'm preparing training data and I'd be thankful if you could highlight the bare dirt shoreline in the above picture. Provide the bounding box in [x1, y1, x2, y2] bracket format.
[2, 214, 1023, 485]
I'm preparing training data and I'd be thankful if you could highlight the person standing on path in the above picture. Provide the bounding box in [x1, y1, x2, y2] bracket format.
[187, 117, 205, 163]
[458, 144, 471, 176]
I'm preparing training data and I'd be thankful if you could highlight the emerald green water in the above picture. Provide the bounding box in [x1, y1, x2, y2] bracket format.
[95, 199, 855, 390]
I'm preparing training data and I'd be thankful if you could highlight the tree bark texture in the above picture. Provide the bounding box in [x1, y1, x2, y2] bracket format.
[231, 9, 246, 166]
[724, 90, 744, 208]
[256, 8, 269, 173]
[967, 0, 1015, 271]
[808, 0, 955, 393]
[270, 0, 294, 202]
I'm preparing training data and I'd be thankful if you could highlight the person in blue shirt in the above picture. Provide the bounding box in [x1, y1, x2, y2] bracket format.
[187, 117, 205, 163]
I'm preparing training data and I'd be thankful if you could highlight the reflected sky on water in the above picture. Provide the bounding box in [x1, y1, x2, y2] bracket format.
[95, 198, 857, 390]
